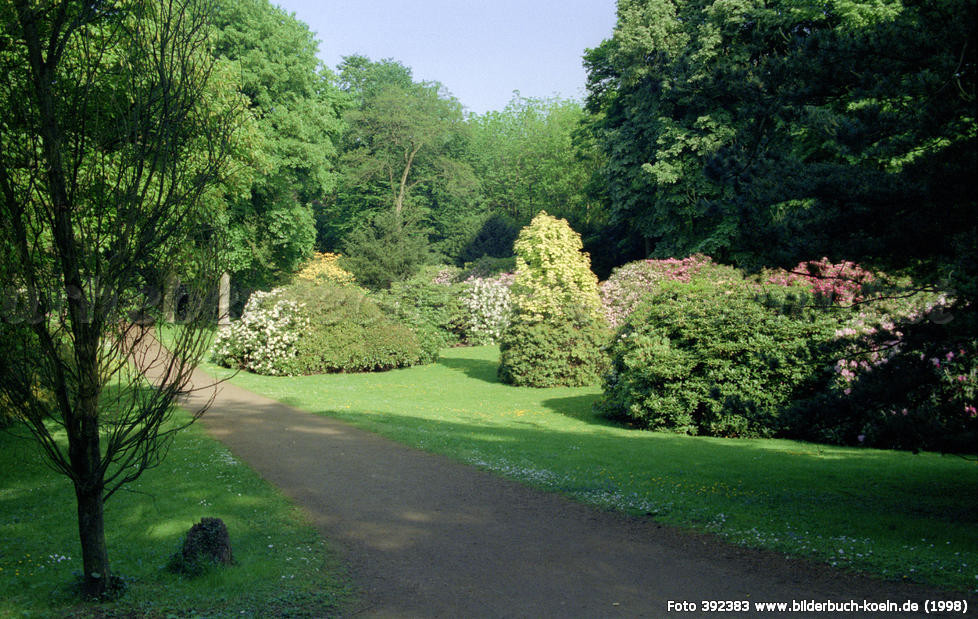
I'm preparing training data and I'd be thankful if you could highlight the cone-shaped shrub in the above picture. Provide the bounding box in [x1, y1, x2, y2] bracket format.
[499, 212, 609, 386]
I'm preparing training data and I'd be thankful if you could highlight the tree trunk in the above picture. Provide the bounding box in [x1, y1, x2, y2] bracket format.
[164, 272, 179, 323]
[71, 410, 110, 597]
[218, 271, 231, 329]
[75, 482, 110, 597]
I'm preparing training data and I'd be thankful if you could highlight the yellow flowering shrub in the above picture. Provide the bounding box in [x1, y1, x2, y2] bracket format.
[296, 252, 355, 285]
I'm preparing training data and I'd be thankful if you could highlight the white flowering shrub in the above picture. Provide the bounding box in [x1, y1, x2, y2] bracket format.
[462, 273, 514, 345]
[211, 289, 309, 376]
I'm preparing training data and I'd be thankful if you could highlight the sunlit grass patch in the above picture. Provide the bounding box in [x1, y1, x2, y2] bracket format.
[208, 344, 978, 593]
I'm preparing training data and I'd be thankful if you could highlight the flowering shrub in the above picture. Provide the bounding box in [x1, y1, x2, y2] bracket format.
[765, 258, 874, 305]
[213, 280, 436, 375]
[599, 255, 740, 327]
[431, 266, 462, 286]
[787, 297, 978, 452]
[211, 289, 308, 376]
[461, 273, 514, 345]
[596, 280, 839, 437]
[295, 252, 355, 285]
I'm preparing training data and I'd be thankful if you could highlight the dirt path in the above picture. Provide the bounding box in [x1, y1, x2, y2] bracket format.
[149, 358, 970, 617]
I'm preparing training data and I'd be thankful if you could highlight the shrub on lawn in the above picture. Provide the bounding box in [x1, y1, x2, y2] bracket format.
[507, 211, 604, 321]
[498, 212, 610, 386]
[498, 308, 610, 387]
[599, 254, 740, 328]
[374, 266, 469, 348]
[596, 280, 839, 437]
[281, 280, 433, 373]
[210, 289, 309, 375]
[461, 272, 514, 345]
[212, 280, 434, 375]
[786, 301, 978, 452]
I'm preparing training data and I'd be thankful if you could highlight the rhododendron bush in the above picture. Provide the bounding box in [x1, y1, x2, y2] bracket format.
[211, 289, 308, 376]
[599, 255, 740, 327]
[462, 273, 514, 345]
[765, 258, 875, 305]
[786, 294, 978, 452]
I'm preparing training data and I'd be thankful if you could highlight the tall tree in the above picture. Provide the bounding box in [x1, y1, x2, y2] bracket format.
[209, 0, 344, 294]
[585, 0, 976, 288]
[321, 55, 480, 275]
[0, 0, 251, 597]
[468, 94, 602, 227]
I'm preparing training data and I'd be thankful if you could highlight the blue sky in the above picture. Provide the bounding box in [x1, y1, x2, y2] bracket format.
[270, 0, 619, 115]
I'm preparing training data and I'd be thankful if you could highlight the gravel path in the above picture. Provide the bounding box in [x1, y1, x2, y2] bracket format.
[143, 348, 970, 617]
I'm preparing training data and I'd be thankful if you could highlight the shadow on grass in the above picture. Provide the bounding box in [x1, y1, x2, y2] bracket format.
[437, 355, 499, 383]
[541, 393, 624, 428]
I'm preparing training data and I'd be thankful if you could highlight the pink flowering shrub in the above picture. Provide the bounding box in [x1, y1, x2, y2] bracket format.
[765, 258, 875, 305]
[599, 255, 741, 327]
[788, 294, 978, 452]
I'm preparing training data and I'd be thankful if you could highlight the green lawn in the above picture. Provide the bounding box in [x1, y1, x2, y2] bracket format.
[0, 408, 352, 617]
[202, 344, 978, 593]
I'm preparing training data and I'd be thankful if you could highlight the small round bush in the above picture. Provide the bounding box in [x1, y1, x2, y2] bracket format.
[596, 280, 839, 437]
[498, 309, 611, 388]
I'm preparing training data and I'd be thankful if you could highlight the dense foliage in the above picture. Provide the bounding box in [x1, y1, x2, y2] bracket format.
[584, 0, 976, 290]
[374, 267, 469, 348]
[599, 255, 740, 327]
[508, 212, 604, 322]
[499, 213, 610, 386]
[208, 0, 343, 293]
[788, 301, 978, 452]
[597, 279, 839, 437]
[212, 280, 436, 375]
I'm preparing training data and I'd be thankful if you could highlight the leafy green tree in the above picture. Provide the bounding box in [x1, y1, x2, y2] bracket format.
[467, 94, 603, 228]
[0, 0, 251, 596]
[320, 55, 480, 272]
[209, 0, 344, 292]
[341, 211, 430, 289]
[585, 0, 976, 290]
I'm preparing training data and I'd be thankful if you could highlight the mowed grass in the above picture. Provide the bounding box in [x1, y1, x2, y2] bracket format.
[0, 407, 352, 617]
[201, 344, 978, 593]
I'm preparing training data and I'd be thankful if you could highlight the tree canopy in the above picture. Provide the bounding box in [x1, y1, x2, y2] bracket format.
[209, 0, 344, 293]
[584, 0, 976, 292]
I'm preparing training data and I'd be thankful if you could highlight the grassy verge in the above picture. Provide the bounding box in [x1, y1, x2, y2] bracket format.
[0, 407, 353, 617]
[201, 344, 978, 593]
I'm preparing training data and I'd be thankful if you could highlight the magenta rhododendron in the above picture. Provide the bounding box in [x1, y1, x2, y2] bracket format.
[766, 258, 874, 305]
